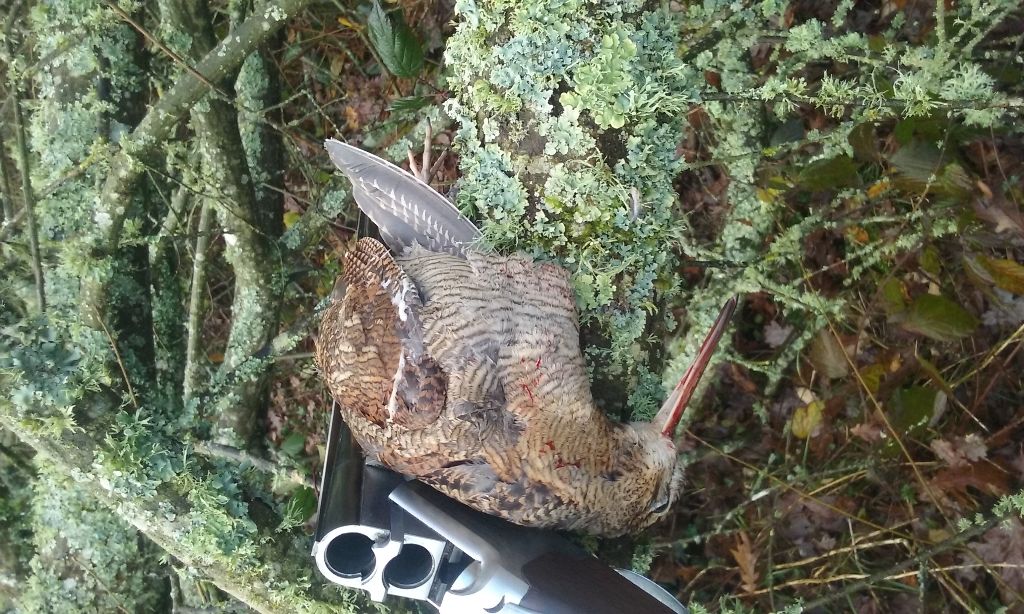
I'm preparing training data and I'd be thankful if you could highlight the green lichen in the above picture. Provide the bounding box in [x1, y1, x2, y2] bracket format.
[445, 0, 691, 412]
[19, 465, 168, 613]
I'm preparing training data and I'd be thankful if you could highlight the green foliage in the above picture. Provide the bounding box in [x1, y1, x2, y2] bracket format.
[367, 1, 424, 79]
[1, 0, 1021, 611]
[0, 319, 110, 436]
[446, 0, 691, 411]
[19, 465, 168, 613]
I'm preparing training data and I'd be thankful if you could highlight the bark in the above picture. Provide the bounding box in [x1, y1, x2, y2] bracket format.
[85, 0, 313, 322]
[160, 0, 284, 446]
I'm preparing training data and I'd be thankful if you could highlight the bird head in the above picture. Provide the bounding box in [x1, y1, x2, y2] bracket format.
[627, 297, 738, 532]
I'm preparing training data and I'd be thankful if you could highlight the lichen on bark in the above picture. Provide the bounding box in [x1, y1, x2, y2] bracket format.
[444, 0, 699, 416]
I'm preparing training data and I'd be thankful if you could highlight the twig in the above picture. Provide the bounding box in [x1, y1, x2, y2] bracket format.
[183, 201, 214, 408]
[95, 0, 315, 252]
[801, 512, 1007, 610]
[8, 53, 45, 312]
[686, 431, 918, 543]
[193, 442, 312, 487]
[0, 131, 15, 222]
[0, 208, 25, 241]
[101, 1, 231, 102]
[93, 307, 139, 408]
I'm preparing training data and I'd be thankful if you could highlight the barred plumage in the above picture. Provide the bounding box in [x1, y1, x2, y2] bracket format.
[316, 141, 736, 536]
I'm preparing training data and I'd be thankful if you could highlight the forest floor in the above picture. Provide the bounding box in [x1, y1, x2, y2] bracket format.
[191, 2, 1024, 612]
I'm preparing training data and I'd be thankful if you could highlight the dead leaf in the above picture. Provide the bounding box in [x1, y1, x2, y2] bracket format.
[764, 320, 793, 349]
[930, 434, 987, 468]
[792, 400, 824, 439]
[969, 518, 1024, 609]
[808, 329, 850, 379]
[929, 462, 1008, 504]
[866, 178, 890, 199]
[851, 420, 883, 443]
[982, 290, 1024, 328]
[344, 105, 361, 131]
[729, 532, 759, 594]
[972, 195, 1024, 236]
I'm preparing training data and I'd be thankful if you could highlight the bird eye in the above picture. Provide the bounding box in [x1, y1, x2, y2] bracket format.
[650, 498, 670, 514]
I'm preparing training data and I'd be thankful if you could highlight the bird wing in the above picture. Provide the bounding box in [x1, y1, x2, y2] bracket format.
[324, 139, 481, 256]
[315, 238, 447, 434]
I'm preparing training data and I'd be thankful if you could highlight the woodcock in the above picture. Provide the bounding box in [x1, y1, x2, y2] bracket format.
[317, 140, 736, 537]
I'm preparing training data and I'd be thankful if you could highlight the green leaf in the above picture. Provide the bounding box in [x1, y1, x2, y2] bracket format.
[889, 386, 944, 435]
[367, 1, 423, 79]
[290, 487, 317, 519]
[280, 432, 306, 458]
[388, 95, 432, 113]
[900, 294, 978, 342]
[916, 354, 955, 400]
[878, 278, 907, 316]
[919, 245, 941, 276]
[798, 155, 862, 191]
[888, 141, 972, 199]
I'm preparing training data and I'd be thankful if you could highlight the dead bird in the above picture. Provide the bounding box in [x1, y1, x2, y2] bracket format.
[316, 140, 735, 537]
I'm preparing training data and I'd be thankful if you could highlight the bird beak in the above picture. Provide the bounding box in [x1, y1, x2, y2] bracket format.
[654, 297, 738, 438]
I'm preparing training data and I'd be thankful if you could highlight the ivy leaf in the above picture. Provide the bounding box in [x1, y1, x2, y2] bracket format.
[899, 294, 978, 342]
[367, 1, 423, 79]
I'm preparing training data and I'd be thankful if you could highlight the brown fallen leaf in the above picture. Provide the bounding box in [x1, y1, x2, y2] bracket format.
[930, 434, 988, 468]
[929, 461, 1009, 506]
[968, 517, 1024, 610]
[730, 531, 759, 594]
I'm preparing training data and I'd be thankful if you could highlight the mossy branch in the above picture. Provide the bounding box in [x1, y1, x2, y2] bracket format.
[0, 412, 350, 614]
[183, 201, 213, 409]
[8, 60, 45, 313]
[94, 0, 313, 253]
[158, 0, 284, 446]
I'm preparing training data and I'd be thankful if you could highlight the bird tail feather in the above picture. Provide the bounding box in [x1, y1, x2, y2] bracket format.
[325, 139, 481, 256]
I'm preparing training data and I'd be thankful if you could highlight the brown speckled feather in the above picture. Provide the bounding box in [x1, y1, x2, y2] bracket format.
[317, 142, 735, 536]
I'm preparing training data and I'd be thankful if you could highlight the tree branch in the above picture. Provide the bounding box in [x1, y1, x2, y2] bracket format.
[184, 201, 214, 409]
[0, 412, 354, 614]
[160, 0, 284, 446]
[8, 60, 45, 312]
[95, 0, 313, 253]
